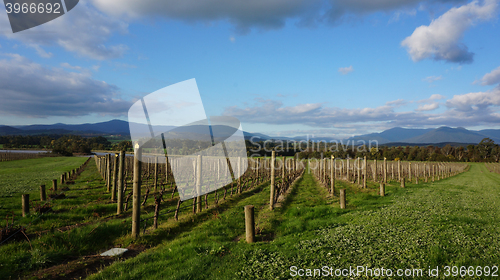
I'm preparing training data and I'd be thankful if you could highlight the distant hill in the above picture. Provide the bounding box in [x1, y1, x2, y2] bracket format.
[349, 126, 500, 145]
[2, 120, 500, 145]
[0, 125, 24, 136]
[348, 127, 433, 144]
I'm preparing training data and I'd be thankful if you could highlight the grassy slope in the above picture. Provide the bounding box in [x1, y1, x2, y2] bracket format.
[86, 163, 500, 280]
[0, 157, 88, 217]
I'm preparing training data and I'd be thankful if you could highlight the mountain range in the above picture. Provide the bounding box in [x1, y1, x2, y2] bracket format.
[1, 119, 499, 145]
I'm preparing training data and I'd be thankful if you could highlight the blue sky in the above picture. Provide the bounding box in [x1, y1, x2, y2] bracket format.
[0, 0, 499, 138]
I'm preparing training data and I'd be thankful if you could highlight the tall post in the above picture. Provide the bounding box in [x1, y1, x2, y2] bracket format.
[270, 151, 276, 210]
[111, 154, 118, 201]
[245, 205, 255, 243]
[330, 156, 335, 195]
[409, 162, 412, 181]
[132, 145, 142, 238]
[373, 159, 377, 182]
[363, 156, 367, 188]
[380, 183, 385, 196]
[154, 156, 158, 191]
[238, 157, 242, 194]
[196, 155, 202, 213]
[357, 157, 361, 185]
[398, 159, 401, 181]
[117, 151, 125, 214]
[384, 157, 387, 183]
[106, 154, 111, 192]
[346, 158, 350, 181]
[52, 179, 57, 192]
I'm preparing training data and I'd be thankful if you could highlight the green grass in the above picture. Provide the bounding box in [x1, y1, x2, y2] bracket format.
[0, 157, 88, 217]
[85, 163, 500, 280]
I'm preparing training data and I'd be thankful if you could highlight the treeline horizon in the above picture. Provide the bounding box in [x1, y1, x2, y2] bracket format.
[1, 135, 499, 162]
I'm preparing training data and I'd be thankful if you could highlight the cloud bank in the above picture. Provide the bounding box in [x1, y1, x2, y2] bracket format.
[0, 54, 131, 118]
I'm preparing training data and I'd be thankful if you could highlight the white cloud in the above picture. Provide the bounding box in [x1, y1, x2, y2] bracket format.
[223, 91, 500, 130]
[338, 65, 354, 75]
[446, 87, 500, 111]
[429, 94, 446, 100]
[401, 0, 498, 64]
[423, 75, 443, 83]
[0, 53, 131, 117]
[416, 102, 439, 111]
[0, 1, 128, 60]
[229, 36, 236, 42]
[477, 66, 500, 85]
[29, 44, 53, 58]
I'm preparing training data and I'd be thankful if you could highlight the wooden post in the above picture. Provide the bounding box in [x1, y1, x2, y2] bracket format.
[330, 156, 335, 195]
[346, 158, 350, 181]
[196, 155, 202, 213]
[380, 182, 385, 196]
[398, 160, 401, 181]
[409, 162, 412, 181]
[60, 174, 65, 185]
[339, 189, 346, 209]
[384, 157, 387, 183]
[154, 156, 158, 191]
[117, 151, 125, 214]
[22, 194, 29, 217]
[245, 205, 255, 243]
[111, 154, 118, 201]
[270, 151, 276, 210]
[357, 157, 361, 185]
[40, 185, 46, 201]
[52, 179, 57, 192]
[238, 157, 242, 194]
[373, 159, 377, 182]
[132, 145, 142, 238]
[106, 154, 111, 192]
[401, 177, 405, 188]
[363, 156, 367, 188]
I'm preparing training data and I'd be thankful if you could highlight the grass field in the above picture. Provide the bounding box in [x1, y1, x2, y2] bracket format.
[86, 163, 500, 280]
[0, 157, 89, 217]
[2, 159, 500, 279]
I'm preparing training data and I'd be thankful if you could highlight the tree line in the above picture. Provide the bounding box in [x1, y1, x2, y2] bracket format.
[247, 138, 500, 162]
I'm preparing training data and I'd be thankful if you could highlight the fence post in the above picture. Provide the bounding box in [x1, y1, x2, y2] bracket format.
[384, 157, 387, 183]
[112, 154, 118, 201]
[22, 194, 29, 217]
[245, 205, 255, 243]
[380, 182, 385, 197]
[340, 189, 346, 209]
[331, 156, 335, 195]
[106, 154, 111, 192]
[196, 155, 202, 213]
[117, 151, 125, 214]
[270, 151, 276, 210]
[40, 185, 46, 201]
[363, 156, 367, 189]
[60, 174, 65, 185]
[401, 177, 405, 188]
[52, 179, 57, 192]
[132, 145, 142, 238]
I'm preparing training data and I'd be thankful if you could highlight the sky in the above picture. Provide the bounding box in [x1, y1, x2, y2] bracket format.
[0, 0, 499, 139]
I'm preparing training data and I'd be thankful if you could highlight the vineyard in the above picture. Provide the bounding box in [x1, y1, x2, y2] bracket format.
[1, 152, 499, 279]
[0, 151, 55, 162]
